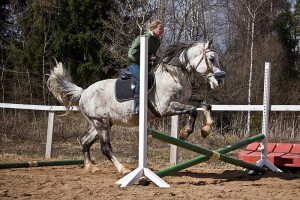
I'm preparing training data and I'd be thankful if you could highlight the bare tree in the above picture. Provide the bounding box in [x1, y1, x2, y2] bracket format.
[244, 0, 263, 135]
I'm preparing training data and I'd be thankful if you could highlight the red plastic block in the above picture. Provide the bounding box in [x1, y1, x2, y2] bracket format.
[267, 152, 286, 166]
[240, 152, 261, 164]
[239, 143, 278, 164]
[241, 152, 281, 164]
[238, 151, 253, 160]
[272, 143, 293, 153]
[281, 155, 300, 167]
[267, 144, 294, 166]
[280, 144, 300, 167]
[266, 143, 278, 152]
[238, 142, 277, 163]
[245, 142, 260, 151]
[289, 144, 300, 153]
[238, 142, 260, 160]
[239, 143, 300, 167]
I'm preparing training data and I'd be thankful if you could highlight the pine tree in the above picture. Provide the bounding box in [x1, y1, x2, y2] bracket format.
[274, 6, 298, 77]
[52, 0, 115, 87]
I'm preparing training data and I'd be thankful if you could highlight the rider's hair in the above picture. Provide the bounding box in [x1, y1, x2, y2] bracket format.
[147, 20, 163, 31]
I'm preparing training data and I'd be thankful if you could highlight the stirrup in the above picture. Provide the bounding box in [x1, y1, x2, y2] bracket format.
[133, 106, 139, 115]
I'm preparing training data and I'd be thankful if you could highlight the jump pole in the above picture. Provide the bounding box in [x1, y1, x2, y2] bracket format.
[115, 36, 170, 187]
[0, 159, 84, 169]
[150, 129, 267, 174]
[153, 132, 266, 178]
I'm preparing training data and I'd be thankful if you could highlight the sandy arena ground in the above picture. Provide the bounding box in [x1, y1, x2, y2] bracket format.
[0, 158, 299, 200]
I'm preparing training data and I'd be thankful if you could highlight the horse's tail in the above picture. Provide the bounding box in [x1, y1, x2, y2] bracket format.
[47, 62, 83, 111]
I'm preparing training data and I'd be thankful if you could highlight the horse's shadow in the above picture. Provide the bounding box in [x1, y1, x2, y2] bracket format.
[168, 169, 300, 184]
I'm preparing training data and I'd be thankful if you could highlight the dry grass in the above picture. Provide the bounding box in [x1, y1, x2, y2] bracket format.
[0, 110, 299, 165]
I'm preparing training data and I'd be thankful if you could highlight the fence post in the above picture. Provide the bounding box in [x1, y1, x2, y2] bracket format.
[170, 115, 179, 165]
[45, 112, 54, 158]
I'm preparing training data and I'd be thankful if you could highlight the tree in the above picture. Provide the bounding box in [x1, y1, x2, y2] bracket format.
[2, 0, 116, 104]
[52, 0, 115, 87]
[244, 0, 263, 135]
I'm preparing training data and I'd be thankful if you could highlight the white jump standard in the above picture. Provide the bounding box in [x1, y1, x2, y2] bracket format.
[116, 36, 170, 187]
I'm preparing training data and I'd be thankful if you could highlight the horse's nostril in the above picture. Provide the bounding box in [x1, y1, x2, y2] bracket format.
[218, 80, 222, 85]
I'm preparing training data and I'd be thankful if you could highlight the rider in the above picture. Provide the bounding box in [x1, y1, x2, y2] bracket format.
[127, 20, 164, 114]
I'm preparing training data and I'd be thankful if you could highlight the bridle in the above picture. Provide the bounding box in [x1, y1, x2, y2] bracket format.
[182, 45, 215, 77]
[160, 43, 225, 79]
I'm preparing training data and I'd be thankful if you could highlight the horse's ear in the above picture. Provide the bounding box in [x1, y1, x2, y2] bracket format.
[205, 38, 213, 49]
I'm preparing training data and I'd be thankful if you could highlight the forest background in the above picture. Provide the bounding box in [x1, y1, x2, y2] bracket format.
[0, 0, 299, 141]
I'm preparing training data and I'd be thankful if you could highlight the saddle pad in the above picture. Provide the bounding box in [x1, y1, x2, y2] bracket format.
[115, 78, 135, 102]
[115, 74, 156, 102]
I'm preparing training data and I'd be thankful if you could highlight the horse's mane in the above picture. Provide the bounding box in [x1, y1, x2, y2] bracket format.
[156, 41, 201, 69]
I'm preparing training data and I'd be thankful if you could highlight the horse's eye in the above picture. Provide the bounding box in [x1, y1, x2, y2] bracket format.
[209, 57, 215, 62]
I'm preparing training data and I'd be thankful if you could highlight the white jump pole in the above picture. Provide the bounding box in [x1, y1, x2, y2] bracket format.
[250, 62, 282, 173]
[116, 36, 170, 187]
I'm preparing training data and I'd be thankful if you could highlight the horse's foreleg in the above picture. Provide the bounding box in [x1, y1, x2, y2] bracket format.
[179, 109, 198, 140]
[200, 103, 214, 138]
[99, 129, 131, 175]
[165, 102, 198, 140]
[79, 127, 99, 172]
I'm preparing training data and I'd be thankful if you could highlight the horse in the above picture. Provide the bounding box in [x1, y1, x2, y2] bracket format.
[47, 39, 226, 174]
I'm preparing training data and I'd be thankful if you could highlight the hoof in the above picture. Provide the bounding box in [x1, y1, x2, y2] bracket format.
[120, 167, 131, 175]
[201, 125, 211, 138]
[84, 163, 100, 173]
[179, 129, 190, 140]
[84, 163, 93, 173]
[91, 166, 100, 173]
[138, 176, 150, 186]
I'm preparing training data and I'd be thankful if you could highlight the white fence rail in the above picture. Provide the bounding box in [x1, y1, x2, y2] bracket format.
[1, 103, 300, 159]
[1, 103, 299, 111]
[0, 103, 78, 111]
[0, 103, 78, 158]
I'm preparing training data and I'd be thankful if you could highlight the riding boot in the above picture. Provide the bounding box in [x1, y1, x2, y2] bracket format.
[133, 95, 139, 114]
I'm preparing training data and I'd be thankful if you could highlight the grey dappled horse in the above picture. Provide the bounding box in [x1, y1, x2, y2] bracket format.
[47, 39, 226, 174]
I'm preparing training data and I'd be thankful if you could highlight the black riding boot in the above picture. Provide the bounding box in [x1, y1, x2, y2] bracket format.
[133, 95, 139, 114]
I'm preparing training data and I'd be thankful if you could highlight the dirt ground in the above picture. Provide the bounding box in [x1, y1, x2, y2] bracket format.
[0, 155, 299, 200]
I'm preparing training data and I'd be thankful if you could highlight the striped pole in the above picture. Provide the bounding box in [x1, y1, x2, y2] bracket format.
[149, 130, 267, 176]
[0, 159, 84, 169]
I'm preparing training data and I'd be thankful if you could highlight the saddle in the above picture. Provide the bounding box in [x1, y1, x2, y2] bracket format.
[115, 69, 155, 102]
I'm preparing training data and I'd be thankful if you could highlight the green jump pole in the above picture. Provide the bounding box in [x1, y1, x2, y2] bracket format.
[149, 130, 266, 177]
[155, 133, 265, 177]
[156, 134, 265, 177]
[0, 159, 84, 169]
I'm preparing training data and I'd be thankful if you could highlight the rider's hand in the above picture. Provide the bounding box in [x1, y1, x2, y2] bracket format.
[149, 54, 157, 61]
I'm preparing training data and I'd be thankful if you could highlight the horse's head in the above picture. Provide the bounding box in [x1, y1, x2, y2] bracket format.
[187, 39, 226, 90]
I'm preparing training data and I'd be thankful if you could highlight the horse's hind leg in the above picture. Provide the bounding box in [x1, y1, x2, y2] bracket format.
[98, 127, 131, 175]
[79, 127, 99, 172]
